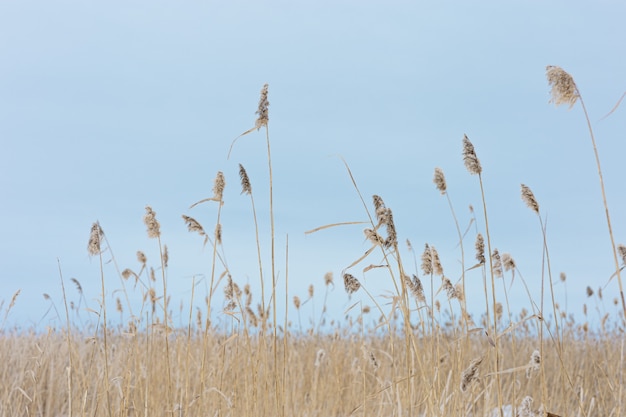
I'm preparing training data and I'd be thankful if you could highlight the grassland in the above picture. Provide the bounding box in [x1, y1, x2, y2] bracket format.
[1, 68, 624, 417]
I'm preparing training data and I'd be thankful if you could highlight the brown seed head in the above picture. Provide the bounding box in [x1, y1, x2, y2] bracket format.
[143, 206, 161, 239]
[433, 167, 447, 195]
[293, 296, 301, 310]
[475, 234, 485, 264]
[462, 134, 482, 175]
[492, 249, 503, 278]
[213, 171, 225, 202]
[238, 164, 252, 195]
[431, 246, 443, 276]
[546, 65, 579, 109]
[442, 277, 457, 300]
[421, 243, 433, 275]
[137, 251, 147, 265]
[255, 83, 269, 130]
[182, 215, 206, 236]
[215, 223, 222, 245]
[409, 274, 426, 303]
[324, 272, 334, 286]
[586, 286, 594, 297]
[502, 253, 515, 272]
[460, 356, 483, 392]
[88, 222, 104, 256]
[343, 273, 361, 294]
[70, 278, 83, 295]
[521, 184, 540, 214]
[163, 244, 169, 268]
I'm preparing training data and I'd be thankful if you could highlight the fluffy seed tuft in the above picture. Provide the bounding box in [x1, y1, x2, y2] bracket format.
[521, 184, 540, 214]
[433, 167, 447, 195]
[462, 134, 482, 175]
[255, 84, 269, 130]
[143, 206, 161, 239]
[546, 65, 579, 109]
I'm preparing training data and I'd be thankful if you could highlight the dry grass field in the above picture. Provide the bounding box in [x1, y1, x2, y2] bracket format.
[1, 67, 625, 417]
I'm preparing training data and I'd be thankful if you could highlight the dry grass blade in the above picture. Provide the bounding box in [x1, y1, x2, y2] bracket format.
[344, 245, 377, 270]
[304, 221, 368, 235]
[600, 91, 626, 121]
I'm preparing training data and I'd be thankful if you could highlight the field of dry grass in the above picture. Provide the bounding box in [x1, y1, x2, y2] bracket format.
[1, 67, 625, 417]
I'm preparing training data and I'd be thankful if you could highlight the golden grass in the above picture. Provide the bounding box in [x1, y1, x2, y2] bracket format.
[1, 70, 625, 417]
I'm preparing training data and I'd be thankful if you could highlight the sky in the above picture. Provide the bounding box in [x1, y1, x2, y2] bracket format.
[1, 1, 625, 332]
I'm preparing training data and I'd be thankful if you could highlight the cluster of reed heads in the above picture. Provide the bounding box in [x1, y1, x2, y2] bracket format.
[1, 68, 625, 417]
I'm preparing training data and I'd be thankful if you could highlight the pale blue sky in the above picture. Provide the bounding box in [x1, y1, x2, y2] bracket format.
[1, 1, 625, 330]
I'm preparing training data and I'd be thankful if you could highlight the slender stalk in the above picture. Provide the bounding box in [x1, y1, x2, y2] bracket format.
[578, 96, 626, 321]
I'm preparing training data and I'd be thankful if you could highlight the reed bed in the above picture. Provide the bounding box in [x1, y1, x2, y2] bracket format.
[1, 67, 625, 417]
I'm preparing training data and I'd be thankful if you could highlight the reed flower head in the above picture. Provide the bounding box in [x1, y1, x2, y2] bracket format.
[442, 277, 458, 300]
[521, 184, 540, 214]
[433, 167, 447, 194]
[462, 134, 482, 175]
[431, 245, 443, 276]
[492, 249, 503, 278]
[460, 356, 483, 392]
[324, 272, 334, 286]
[421, 243, 433, 275]
[364, 228, 385, 246]
[213, 171, 226, 202]
[143, 206, 161, 238]
[255, 83, 269, 130]
[88, 222, 104, 256]
[343, 273, 361, 294]
[407, 274, 426, 302]
[475, 234, 485, 264]
[546, 65, 579, 109]
[238, 164, 252, 195]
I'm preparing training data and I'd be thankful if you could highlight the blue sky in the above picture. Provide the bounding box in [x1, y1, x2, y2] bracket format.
[1, 1, 625, 330]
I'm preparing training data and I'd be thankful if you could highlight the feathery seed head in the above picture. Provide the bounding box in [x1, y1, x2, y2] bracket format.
[343, 273, 361, 294]
[215, 223, 222, 245]
[408, 274, 426, 302]
[431, 246, 443, 276]
[293, 296, 301, 310]
[462, 134, 482, 175]
[137, 251, 147, 265]
[460, 356, 483, 393]
[521, 184, 540, 213]
[433, 167, 447, 194]
[162, 244, 169, 268]
[143, 206, 161, 238]
[475, 234, 485, 264]
[442, 277, 458, 300]
[492, 249, 503, 278]
[546, 65, 579, 109]
[324, 272, 334, 287]
[238, 164, 252, 195]
[421, 243, 433, 275]
[88, 222, 104, 256]
[182, 215, 206, 236]
[255, 84, 269, 130]
[213, 171, 226, 202]
[364, 228, 385, 246]
[70, 278, 83, 294]
[502, 253, 515, 272]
